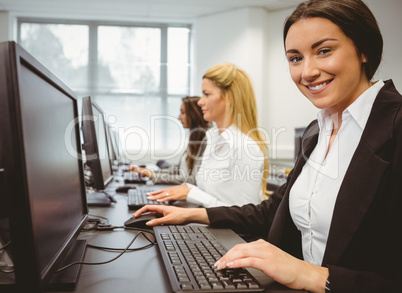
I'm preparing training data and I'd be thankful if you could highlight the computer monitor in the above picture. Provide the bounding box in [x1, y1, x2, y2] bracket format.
[106, 123, 117, 162]
[81, 96, 114, 191]
[0, 41, 88, 292]
[294, 127, 306, 160]
[108, 126, 127, 166]
[114, 129, 128, 166]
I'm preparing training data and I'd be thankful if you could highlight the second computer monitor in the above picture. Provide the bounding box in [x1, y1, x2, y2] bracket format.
[81, 96, 114, 191]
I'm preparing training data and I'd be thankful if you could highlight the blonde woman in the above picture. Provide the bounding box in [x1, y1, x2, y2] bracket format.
[147, 63, 268, 208]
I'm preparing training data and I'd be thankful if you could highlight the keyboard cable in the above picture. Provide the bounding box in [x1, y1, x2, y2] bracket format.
[55, 229, 155, 273]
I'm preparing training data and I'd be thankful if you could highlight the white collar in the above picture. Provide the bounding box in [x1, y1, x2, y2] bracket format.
[316, 80, 384, 131]
[347, 79, 384, 130]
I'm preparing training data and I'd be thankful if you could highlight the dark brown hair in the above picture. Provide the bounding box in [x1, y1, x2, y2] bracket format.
[283, 0, 383, 80]
[182, 96, 209, 174]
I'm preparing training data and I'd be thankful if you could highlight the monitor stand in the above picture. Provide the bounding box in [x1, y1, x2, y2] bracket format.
[46, 239, 87, 291]
[0, 231, 14, 288]
[0, 244, 14, 289]
[86, 190, 116, 206]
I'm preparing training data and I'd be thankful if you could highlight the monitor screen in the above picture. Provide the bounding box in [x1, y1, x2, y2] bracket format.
[294, 127, 307, 160]
[111, 127, 125, 163]
[105, 123, 117, 162]
[0, 41, 88, 292]
[81, 96, 113, 191]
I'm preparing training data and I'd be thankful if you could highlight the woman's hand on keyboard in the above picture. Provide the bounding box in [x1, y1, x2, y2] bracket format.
[133, 205, 210, 226]
[214, 239, 329, 293]
[146, 185, 190, 202]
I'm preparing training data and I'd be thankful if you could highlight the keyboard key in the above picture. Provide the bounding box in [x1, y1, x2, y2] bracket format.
[180, 284, 194, 291]
[154, 225, 265, 292]
[210, 281, 224, 290]
[222, 280, 236, 289]
[127, 188, 169, 209]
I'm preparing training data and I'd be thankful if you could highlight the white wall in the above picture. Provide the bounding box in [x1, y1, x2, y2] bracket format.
[193, 7, 269, 129]
[0, 11, 11, 42]
[366, 0, 402, 91]
[264, 8, 316, 159]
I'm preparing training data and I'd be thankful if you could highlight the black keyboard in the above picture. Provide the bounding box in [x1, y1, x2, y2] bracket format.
[154, 225, 264, 292]
[127, 188, 169, 209]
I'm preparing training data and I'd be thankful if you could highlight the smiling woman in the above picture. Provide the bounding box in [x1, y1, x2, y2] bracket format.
[133, 1, 402, 292]
[285, 17, 372, 120]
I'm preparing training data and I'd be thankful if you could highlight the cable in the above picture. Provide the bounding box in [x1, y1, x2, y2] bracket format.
[55, 231, 155, 273]
[82, 214, 111, 231]
[87, 242, 154, 252]
[101, 191, 116, 203]
[123, 227, 156, 244]
[87, 214, 110, 224]
[87, 229, 156, 251]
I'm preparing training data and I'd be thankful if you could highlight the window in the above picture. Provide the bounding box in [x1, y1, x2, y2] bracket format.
[17, 19, 191, 161]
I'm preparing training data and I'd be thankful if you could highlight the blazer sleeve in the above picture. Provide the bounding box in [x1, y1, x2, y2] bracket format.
[326, 85, 402, 292]
[205, 119, 318, 239]
[327, 265, 400, 293]
[205, 172, 290, 239]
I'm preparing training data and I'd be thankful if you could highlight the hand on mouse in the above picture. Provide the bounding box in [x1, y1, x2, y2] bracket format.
[146, 185, 190, 202]
[133, 205, 210, 226]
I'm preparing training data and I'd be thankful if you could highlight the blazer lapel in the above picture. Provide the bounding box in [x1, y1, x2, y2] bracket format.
[268, 121, 319, 249]
[322, 80, 401, 265]
[286, 121, 319, 190]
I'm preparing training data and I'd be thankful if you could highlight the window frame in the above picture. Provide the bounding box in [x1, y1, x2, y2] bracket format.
[16, 18, 192, 151]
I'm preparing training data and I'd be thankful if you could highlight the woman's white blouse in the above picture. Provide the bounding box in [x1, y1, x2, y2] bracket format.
[186, 125, 264, 208]
[178, 151, 189, 175]
[289, 80, 384, 266]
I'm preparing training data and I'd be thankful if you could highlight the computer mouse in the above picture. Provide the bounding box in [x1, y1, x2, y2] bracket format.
[124, 214, 159, 229]
[115, 185, 136, 193]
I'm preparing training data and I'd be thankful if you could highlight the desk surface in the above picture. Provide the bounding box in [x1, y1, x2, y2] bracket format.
[51, 177, 304, 293]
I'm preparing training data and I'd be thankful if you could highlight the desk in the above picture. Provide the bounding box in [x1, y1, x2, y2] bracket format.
[51, 178, 305, 293]
[266, 159, 294, 196]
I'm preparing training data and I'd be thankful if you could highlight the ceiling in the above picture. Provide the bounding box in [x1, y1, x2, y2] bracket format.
[0, 0, 302, 22]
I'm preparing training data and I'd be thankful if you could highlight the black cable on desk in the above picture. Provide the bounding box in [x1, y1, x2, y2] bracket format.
[88, 214, 110, 224]
[55, 230, 155, 273]
[82, 214, 111, 231]
[88, 227, 156, 250]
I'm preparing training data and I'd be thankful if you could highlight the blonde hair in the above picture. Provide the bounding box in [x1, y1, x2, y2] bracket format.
[203, 63, 269, 193]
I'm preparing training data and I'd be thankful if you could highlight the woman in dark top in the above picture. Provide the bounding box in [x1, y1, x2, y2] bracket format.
[131, 96, 209, 185]
[134, 0, 402, 292]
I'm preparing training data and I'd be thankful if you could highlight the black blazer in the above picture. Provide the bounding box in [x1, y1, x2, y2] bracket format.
[207, 80, 402, 292]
